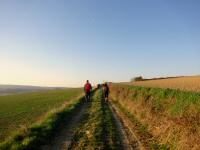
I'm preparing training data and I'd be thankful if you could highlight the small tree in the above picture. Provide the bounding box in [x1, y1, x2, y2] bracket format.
[130, 76, 144, 82]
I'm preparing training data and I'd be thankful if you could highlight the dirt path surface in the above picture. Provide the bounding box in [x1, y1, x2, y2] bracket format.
[41, 90, 144, 150]
[41, 102, 91, 150]
[108, 102, 140, 150]
[109, 102, 146, 150]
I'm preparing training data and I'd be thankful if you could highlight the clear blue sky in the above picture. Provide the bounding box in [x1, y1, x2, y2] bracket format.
[0, 0, 200, 87]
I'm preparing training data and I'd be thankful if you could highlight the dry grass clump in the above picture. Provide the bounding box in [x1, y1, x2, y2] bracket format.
[110, 83, 200, 149]
[131, 76, 200, 92]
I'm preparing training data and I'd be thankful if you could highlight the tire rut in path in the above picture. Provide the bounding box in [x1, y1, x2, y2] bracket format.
[41, 102, 91, 150]
[108, 102, 144, 150]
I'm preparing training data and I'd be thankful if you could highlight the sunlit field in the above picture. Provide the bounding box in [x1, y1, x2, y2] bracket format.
[0, 89, 82, 142]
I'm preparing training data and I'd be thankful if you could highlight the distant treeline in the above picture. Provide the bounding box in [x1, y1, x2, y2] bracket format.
[131, 76, 185, 82]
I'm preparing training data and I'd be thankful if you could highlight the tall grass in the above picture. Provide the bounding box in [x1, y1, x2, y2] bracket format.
[112, 84, 200, 117]
[112, 100, 169, 150]
[110, 84, 200, 149]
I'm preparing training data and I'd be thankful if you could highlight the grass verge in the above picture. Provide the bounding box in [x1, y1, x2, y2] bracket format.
[111, 84, 200, 117]
[112, 100, 169, 150]
[110, 83, 200, 149]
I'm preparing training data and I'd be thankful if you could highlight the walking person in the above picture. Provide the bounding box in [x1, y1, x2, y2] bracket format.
[84, 80, 92, 102]
[103, 83, 110, 102]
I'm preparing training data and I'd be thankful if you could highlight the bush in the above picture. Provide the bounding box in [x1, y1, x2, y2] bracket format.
[131, 76, 144, 82]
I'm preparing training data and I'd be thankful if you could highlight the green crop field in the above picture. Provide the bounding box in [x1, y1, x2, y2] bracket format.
[0, 88, 83, 142]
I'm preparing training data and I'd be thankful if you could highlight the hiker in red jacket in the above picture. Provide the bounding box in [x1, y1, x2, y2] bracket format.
[84, 80, 92, 102]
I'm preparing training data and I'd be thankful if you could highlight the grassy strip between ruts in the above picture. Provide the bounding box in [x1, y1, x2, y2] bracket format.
[0, 95, 86, 150]
[112, 100, 169, 150]
[69, 89, 122, 150]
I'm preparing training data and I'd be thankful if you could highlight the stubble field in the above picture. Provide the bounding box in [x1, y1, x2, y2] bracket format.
[132, 76, 200, 92]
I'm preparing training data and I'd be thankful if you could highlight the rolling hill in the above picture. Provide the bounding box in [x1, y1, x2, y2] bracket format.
[0, 84, 65, 96]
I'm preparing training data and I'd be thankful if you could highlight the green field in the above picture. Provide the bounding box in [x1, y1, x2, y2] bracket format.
[0, 88, 83, 142]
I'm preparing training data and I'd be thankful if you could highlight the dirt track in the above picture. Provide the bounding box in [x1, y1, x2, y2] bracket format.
[108, 102, 140, 150]
[41, 103, 91, 150]
[109, 102, 147, 150]
[40, 91, 142, 150]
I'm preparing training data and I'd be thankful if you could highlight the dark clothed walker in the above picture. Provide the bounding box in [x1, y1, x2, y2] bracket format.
[103, 83, 110, 102]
